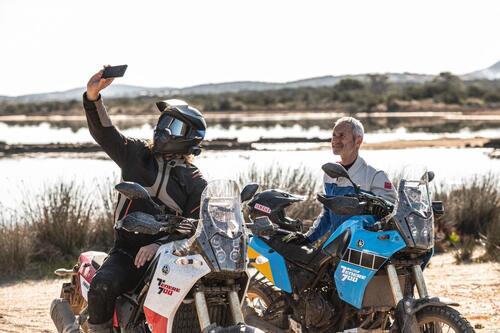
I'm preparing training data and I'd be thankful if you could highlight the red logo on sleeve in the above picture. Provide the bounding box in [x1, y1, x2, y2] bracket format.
[384, 182, 392, 190]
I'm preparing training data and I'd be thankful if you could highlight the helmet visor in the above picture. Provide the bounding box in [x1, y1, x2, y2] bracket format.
[156, 115, 189, 137]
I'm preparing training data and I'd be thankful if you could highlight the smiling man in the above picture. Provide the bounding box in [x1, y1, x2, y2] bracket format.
[305, 117, 398, 243]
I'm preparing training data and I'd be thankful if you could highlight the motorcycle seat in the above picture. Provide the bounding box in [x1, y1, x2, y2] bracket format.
[261, 229, 351, 272]
[91, 253, 108, 270]
[262, 237, 329, 271]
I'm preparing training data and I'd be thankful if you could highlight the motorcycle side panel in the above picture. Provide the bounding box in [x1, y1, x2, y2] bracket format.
[77, 251, 108, 301]
[248, 236, 292, 293]
[324, 216, 406, 309]
[143, 242, 211, 333]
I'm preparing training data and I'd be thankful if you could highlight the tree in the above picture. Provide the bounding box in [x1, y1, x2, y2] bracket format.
[368, 74, 389, 95]
[335, 78, 364, 92]
[427, 72, 465, 104]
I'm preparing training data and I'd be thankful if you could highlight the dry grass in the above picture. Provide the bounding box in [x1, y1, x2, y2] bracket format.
[0, 168, 499, 278]
[0, 178, 117, 278]
[21, 182, 93, 261]
[433, 174, 500, 263]
[0, 212, 31, 276]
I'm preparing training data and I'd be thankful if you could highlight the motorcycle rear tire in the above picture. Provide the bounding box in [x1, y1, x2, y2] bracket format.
[416, 305, 475, 333]
[245, 278, 288, 329]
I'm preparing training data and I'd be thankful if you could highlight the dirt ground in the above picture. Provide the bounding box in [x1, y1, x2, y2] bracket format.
[0, 252, 498, 333]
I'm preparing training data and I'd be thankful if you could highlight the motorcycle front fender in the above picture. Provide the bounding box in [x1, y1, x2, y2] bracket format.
[412, 296, 460, 313]
[143, 242, 211, 332]
[394, 296, 459, 333]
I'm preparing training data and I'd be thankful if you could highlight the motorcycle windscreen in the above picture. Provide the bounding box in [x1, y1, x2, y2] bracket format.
[395, 165, 434, 250]
[198, 180, 247, 272]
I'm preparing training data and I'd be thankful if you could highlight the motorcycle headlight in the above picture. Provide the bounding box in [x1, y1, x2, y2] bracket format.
[216, 249, 227, 262]
[230, 250, 240, 262]
[408, 215, 418, 238]
[421, 225, 430, 242]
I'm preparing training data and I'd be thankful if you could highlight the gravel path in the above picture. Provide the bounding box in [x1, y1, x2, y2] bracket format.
[0, 252, 498, 332]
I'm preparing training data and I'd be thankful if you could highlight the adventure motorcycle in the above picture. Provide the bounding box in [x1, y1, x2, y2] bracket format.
[51, 179, 262, 333]
[244, 163, 475, 333]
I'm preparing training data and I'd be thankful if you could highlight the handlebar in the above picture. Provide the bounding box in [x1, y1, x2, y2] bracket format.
[342, 192, 394, 222]
[155, 214, 197, 234]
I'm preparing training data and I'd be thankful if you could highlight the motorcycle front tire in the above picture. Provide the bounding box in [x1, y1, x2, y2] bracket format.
[245, 278, 288, 329]
[416, 305, 475, 333]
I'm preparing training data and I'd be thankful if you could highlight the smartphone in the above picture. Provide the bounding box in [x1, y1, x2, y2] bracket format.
[102, 65, 128, 78]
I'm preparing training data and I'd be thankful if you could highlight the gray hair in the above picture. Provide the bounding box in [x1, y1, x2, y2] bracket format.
[334, 117, 365, 139]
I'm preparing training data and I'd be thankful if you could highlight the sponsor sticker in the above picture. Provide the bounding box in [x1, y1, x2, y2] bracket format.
[162, 264, 170, 275]
[340, 265, 367, 283]
[254, 203, 272, 214]
[384, 182, 392, 190]
[157, 278, 181, 296]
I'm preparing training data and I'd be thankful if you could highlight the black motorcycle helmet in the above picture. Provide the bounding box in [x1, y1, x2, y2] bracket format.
[153, 99, 207, 156]
[247, 189, 305, 232]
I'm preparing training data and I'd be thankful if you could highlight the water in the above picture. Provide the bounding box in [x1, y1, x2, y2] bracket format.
[1, 121, 499, 144]
[1, 148, 499, 211]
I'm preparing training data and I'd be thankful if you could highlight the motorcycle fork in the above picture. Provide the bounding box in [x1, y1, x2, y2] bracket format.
[385, 264, 419, 333]
[194, 289, 211, 329]
[411, 265, 428, 298]
[194, 280, 245, 330]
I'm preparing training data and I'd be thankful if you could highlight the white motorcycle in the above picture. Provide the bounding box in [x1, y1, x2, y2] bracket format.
[51, 179, 262, 333]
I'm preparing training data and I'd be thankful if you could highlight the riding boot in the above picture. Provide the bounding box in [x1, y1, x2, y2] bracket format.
[87, 319, 113, 333]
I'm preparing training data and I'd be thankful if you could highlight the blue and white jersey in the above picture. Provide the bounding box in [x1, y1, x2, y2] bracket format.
[306, 156, 398, 243]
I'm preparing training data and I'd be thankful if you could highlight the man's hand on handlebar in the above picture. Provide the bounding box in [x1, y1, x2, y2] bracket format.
[282, 232, 309, 245]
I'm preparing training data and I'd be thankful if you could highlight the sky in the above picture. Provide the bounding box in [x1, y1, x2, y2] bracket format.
[1, 0, 499, 96]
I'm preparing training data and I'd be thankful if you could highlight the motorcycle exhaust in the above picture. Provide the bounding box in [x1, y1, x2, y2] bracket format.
[50, 298, 81, 333]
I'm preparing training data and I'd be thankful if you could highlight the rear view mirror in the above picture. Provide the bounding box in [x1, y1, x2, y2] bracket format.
[115, 182, 164, 213]
[322, 163, 360, 193]
[317, 194, 365, 215]
[427, 171, 435, 183]
[241, 183, 259, 203]
[115, 182, 151, 200]
[322, 163, 349, 179]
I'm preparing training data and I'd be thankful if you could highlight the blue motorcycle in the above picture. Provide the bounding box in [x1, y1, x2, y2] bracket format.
[244, 163, 474, 333]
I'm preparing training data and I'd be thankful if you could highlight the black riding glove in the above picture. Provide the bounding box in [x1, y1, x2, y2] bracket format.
[282, 232, 309, 245]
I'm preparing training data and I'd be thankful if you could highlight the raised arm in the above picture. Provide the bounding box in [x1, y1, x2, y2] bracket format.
[83, 68, 131, 168]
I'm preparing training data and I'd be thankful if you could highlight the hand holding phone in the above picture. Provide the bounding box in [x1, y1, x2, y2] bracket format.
[102, 65, 128, 78]
[86, 65, 126, 100]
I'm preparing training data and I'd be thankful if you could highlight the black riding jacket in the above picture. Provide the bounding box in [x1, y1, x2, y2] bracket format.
[83, 93, 207, 256]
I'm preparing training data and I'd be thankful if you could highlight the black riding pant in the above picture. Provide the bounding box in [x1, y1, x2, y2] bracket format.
[88, 251, 147, 324]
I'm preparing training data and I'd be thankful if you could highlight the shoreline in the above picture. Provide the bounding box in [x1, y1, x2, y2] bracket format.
[1, 109, 500, 123]
[0, 137, 499, 158]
